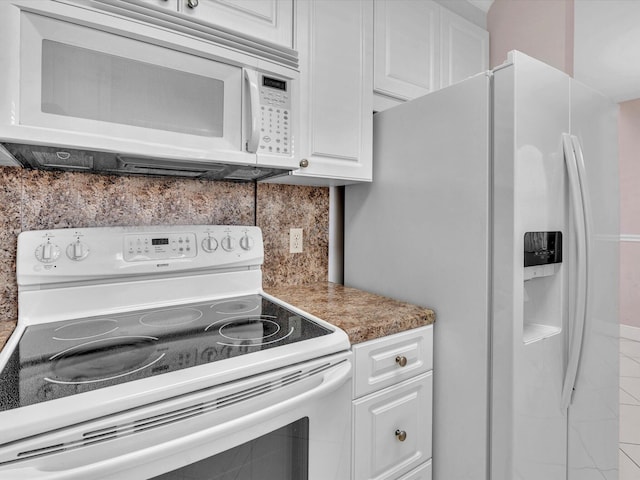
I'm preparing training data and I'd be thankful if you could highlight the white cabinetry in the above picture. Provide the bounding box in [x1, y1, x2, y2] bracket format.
[179, 0, 293, 48]
[374, 0, 440, 102]
[373, 0, 488, 110]
[138, 0, 294, 48]
[352, 326, 433, 480]
[275, 0, 372, 186]
[440, 8, 489, 88]
[396, 461, 432, 480]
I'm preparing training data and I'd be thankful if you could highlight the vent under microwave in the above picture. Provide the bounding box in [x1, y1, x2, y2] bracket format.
[1, 143, 292, 182]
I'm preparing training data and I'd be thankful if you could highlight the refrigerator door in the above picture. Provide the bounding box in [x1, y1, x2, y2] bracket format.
[566, 80, 619, 480]
[491, 52, 570, 480]
[345, 73, 491, 480]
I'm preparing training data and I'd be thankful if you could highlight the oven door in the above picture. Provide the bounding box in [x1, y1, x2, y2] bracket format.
[0, 353, 352, 480]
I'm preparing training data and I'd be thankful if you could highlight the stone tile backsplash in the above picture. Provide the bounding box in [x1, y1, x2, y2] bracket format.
[258, 183, 329, 287]
[0, 167, 329, 348]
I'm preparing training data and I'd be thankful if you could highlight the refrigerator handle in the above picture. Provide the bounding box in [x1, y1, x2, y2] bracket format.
[560, 134, 592, 410]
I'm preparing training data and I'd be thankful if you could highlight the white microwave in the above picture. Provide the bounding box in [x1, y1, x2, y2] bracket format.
[0, 1, 299, 180]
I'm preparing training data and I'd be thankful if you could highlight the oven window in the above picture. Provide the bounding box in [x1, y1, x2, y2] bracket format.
[152, 418, 309, 480]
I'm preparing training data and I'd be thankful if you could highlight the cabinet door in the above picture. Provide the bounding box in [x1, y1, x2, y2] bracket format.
[19, 12, 248, 164]
[179, 0, 293, 48]
[353, 325, 433, 399]
[290, 0, 372, 185]
[397, 461, 432, 480]
[440, 8, 489, 88]
[374, 0, 439, 101]
[353, 372, 433, 480]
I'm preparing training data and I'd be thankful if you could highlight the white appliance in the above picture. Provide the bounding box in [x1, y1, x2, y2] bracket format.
[0, 0, 298, 180]
[345, 51, 619, 480]
[0, 225, 352, 479]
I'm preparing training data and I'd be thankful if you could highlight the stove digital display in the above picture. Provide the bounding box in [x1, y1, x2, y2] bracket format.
[152, 238, 169, 246]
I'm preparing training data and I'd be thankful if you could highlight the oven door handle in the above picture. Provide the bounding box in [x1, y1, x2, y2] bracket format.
[1, 360, 352, 480]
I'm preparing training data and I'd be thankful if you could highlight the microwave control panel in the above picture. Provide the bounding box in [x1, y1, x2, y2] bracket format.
[259, 75, 291, 156]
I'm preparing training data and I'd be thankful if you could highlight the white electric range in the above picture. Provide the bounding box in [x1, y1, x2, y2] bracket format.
[0, 225, 352, 480]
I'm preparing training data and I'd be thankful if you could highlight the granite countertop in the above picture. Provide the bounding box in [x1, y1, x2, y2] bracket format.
[0, 323, 14, 352]
[266, 282, 435, 344]
[0, 283, 435, 352]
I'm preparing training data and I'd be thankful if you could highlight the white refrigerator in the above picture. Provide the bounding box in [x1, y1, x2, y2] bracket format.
[345, 51, 619, 480]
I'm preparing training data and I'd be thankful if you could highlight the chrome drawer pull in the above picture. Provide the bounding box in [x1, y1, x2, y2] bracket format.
[395, 355, 407, 367]
[395, 429, 407, 442]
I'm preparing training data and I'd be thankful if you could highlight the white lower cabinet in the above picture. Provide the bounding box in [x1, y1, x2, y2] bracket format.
[352, 326, 433, 480]
[396, 460, 432, 480]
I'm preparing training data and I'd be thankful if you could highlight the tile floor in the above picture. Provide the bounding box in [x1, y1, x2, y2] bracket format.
[620, 335, 640, 479]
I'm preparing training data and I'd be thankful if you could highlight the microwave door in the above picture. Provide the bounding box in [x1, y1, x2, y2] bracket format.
[15, 12, 255, 167]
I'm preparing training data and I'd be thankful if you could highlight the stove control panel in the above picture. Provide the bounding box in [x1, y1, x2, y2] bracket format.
[17, 225, 264, 286]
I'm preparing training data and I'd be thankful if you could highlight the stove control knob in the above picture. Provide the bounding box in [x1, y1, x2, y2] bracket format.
[202, 236, 218, 253]
[35, 242, 61, 263]
[66, 241, 89, 261]
[239, 234, 254, 251]
[221, 235, 235, 252]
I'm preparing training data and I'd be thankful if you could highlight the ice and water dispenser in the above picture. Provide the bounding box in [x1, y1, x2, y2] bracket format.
[522, 231, 563, 343]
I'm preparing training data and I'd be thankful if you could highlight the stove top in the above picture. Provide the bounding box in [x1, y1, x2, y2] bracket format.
[0, 294, 332, 411]
[0, 224, 350, 442]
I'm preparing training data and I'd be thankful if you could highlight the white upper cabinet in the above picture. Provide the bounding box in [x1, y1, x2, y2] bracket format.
[138, 0, 294, 49]
[440, 8, 489, 88]
[373, 0, 488, 109]
[279, 0, 372, 185]
[374, 0, 440, 101]
[179, 0, 293, 48]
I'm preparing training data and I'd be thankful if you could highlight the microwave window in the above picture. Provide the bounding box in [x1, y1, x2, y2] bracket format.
[41, 40, 224, 137]
[152, 418, 309, 480]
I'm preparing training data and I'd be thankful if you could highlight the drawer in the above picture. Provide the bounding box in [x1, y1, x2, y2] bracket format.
[353, 325, 433, 398]
[353, 371, 433, 480]
[398, 460, 432, 480]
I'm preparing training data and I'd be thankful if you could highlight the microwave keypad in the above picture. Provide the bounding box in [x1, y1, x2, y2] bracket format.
[259, 83, 291, 155]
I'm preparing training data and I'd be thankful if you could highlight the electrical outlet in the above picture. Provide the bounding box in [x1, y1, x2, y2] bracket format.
[290, 228, 303, 253]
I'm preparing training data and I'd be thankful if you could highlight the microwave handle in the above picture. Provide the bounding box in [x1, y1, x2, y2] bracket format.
[244, 69, 260, 153]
